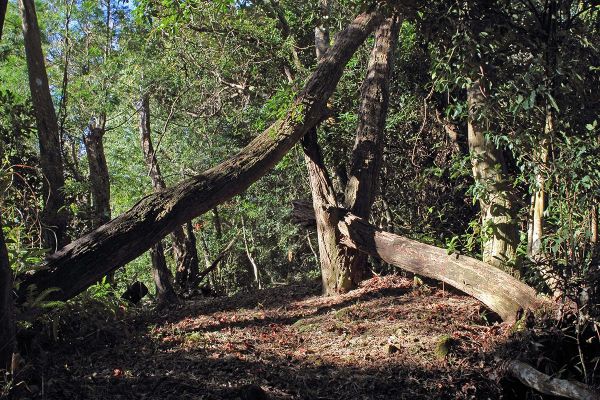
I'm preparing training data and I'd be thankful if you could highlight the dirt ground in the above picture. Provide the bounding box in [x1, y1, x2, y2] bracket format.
[14, 276, 529, 399]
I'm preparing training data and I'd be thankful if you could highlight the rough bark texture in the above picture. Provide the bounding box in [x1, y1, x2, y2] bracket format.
[336, 211, 541, 322]
[18, 0, 69, 251]
[467, 80, 519, 269]
[302, 129, 348, 294]
[340, 15, 400, 285]
[305, 7, 400, 295]
[138, 95, 178, 303]
[149, 241, 178, 305]
[17, 10, 383, 304]
[84, 123, 111, 228]
[180, 221, 200, 288]
[0, 215, 15, 371]
[302, 1, 348, 295]
[505, 360, 600, 400]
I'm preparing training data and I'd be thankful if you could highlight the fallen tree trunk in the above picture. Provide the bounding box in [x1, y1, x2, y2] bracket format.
[16, 9, 384, 305]
[292, 201, 541, 322]
[504, 360, 600, 400]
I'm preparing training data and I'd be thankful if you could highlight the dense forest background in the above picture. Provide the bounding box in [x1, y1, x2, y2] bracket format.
[0, 0, 599, 398]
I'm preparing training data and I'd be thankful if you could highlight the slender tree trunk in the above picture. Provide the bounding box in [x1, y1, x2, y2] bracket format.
[18, 0, 69, 251]
[84, 117, 115, 283]
[528, 110, 551, 258]
[16, 10, 384, 304]
[0, 214, 15, 371]
[529, 1, 558, 261]
[138, 94, 178, 303]
[592, 204, 598, 251]
[242, 218, 261, 289]
[340, 14, 400, 283]
[467, 80, 519, 269]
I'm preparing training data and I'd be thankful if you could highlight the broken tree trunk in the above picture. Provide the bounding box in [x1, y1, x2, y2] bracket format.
[149, 241, 178, 305]
[292, 201, 540, 322]
[504, 360, 600, 400]
[17, 9, 383, 304]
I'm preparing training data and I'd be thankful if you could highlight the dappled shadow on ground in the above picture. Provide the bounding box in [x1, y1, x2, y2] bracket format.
[19, 276, 515, 399]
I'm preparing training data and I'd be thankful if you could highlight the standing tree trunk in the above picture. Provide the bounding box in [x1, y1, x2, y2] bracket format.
[305, 13, 400, 294]
[84, 119, 111, 229]
[0, 214, 15, 372]
[149, 241, 177, 305]
[467, 79, 519, 269]
[528, 0, 558, 262]
[341, 14, 400, 284]
[302, 0, 349, 294]
[16, 9, 384, 304]
[182, 221, 200, 287]
[18, 0, 69, 251]
[138, 94, 178, 304]
[138, 95, 199, 291]
[528, 109, 551, 259]
[84, 117, 115, 283]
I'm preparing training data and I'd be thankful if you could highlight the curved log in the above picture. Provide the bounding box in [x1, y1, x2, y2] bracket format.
[17, 10, 384, 305]
[336, 212, 541, 322]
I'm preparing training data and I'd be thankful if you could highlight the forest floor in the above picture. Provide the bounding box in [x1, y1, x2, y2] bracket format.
[17, 275, 530, 399]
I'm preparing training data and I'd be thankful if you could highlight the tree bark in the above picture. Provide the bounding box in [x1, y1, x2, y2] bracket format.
[341, 14, 400, 284]
[181, 221, 200, 288]
[18, 0, 69, 251]
[336, 211, 540, 322]
[302, 0, 348, 295]
[0, 214, 15, 371]
[138, 94, 200, 291]
[84, 121, 111, 229]
[302, 129, 349, 294]
[149, 241, 178, 305]
[138, 94, 178, 303]
[504, 360, 600, 400]
[305, 13, 399, 295]
[17, 9, 383, 304]
[467, 80, 519, 270]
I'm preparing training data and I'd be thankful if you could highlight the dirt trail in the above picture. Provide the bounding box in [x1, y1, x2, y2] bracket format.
[35, 276, 514, 399]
